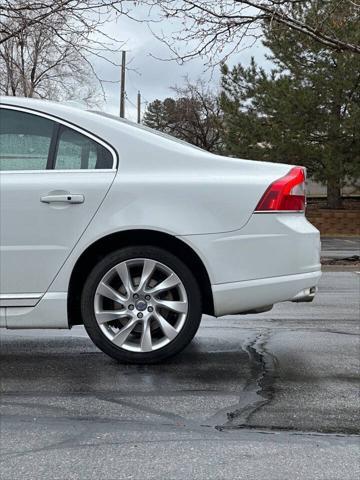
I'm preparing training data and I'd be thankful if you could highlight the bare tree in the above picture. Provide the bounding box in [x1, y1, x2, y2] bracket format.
[2, 1, 358, 104]
[143, 78, 223, 152]
[171, 79, 223, 151]
[0, 10, 107, 104]
[2, 2, 358, 70]
[143, 0, 360, 64]
[0, 1, 137, 103]
[0, 1, 132, 85]
[0, 1, 128, 48]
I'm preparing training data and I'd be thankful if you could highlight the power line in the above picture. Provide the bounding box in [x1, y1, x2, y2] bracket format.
[125, 93, 136, 108]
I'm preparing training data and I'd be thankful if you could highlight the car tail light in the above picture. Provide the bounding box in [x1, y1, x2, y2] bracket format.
[255, 167, 306, 212]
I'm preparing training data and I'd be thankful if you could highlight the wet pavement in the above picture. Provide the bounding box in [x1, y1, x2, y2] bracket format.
[321, 236, 360, 258]
[0, 271, 359, 479]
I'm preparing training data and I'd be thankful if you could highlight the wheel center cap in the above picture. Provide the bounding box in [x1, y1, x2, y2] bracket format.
[135, 299, 147, 311]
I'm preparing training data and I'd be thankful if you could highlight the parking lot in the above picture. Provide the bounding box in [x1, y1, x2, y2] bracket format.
[1, 270, 359, 480]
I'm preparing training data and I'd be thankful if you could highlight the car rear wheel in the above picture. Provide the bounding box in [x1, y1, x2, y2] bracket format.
[81, 246, 202, 363]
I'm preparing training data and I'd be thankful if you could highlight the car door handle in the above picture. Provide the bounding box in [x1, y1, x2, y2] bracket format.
[40, 194, 84, 204]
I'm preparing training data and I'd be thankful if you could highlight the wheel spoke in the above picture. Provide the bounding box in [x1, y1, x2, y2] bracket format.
[154, 311, 178, 340]
[137, 259, 156, 292]
[154, 298, 188, 314]
[112, 318, 138, 347]
[147, 273, 180, 295]
[95, 310, 129, 324]
[115, 262, 133, 297]
[140, 319, 153, 352]
[97, 281, 127, 304]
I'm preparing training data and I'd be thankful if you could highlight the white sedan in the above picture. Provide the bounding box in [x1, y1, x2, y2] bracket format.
[0, 97, 321, 363]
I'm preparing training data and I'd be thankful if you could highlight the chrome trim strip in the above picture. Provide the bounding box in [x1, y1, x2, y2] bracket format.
[0, 170, 115, 175]
[0, 293, 42, 307]
[253, 210, 305, 214]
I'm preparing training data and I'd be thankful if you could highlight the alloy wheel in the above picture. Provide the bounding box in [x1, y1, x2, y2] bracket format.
[94, 258, 188, 352]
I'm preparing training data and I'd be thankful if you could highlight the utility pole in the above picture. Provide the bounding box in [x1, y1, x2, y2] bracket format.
[119, 50, 126, 118]
[137, 90, 141, 124]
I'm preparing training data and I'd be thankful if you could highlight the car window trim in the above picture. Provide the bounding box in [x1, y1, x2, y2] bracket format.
[46, 123, 60, 170]
[0, 104, 118, 172]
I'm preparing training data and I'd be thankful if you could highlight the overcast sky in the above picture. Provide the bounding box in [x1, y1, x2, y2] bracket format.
[93, 8, 271, 122]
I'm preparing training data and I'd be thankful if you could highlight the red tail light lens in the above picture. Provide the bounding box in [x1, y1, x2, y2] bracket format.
[255, 167, 306, 212]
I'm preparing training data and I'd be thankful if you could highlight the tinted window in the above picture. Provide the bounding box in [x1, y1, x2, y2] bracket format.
[0, 108, 54, 171]
[55, 126, 113, 170]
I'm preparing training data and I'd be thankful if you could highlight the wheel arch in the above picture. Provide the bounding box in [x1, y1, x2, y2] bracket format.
[68, 229, 214, 326]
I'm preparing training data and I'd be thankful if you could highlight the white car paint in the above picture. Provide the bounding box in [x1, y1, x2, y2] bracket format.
[0, 97, 321, 330]
[1, 171, 115, 294]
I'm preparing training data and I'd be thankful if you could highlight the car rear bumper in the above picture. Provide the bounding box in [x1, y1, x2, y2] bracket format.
[211, 270, 321, 316]
[180, 212, 321, 316]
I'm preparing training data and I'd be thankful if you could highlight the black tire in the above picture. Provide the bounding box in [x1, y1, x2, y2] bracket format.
[80, 246, 202, 364]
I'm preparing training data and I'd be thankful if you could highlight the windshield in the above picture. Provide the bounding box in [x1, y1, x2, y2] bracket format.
[89, 110, 205, 152]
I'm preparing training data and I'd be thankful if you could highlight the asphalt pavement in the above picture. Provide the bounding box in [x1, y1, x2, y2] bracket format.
[321, 236, 360, 258]
[0, 271, 359, 480]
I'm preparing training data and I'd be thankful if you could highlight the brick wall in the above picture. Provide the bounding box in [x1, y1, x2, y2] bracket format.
[306, 209, 360, 235]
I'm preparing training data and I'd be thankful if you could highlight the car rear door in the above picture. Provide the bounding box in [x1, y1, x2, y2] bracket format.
[0, 106, 117, 303]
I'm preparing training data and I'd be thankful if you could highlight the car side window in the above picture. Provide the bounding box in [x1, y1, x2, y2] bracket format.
[0, 108, 54, 171]
[54, 126, 113, 170]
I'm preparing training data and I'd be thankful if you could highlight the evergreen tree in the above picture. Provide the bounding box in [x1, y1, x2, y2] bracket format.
[142, 98, 176, 134]
[221, 1, 360, 208]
